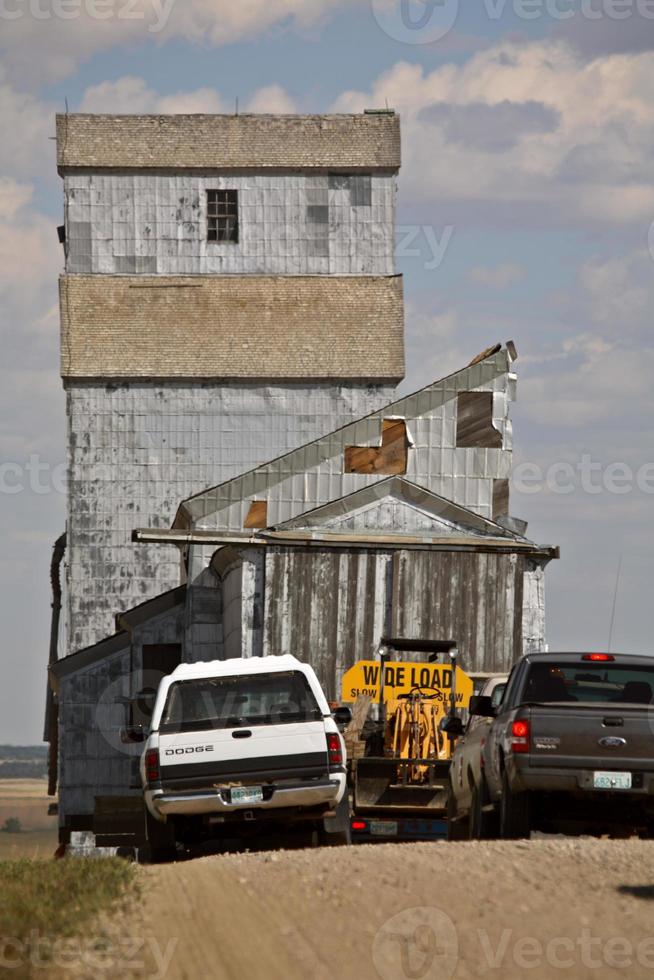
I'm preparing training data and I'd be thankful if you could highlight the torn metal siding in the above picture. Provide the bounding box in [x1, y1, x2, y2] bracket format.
[65, 383, 394, 655]
[64, 173, 396, 277]
[181, 350, 516, 531]
[263, 548, 392, 700]
[391, 551, 524, 674]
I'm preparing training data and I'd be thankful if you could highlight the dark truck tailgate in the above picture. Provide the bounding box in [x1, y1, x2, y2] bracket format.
[527, 703, 654, 771]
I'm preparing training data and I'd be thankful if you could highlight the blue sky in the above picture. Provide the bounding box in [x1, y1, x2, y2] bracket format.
[2, 0, 654, 741]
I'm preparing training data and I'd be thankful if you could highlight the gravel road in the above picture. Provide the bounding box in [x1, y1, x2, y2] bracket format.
[113, 839, 654, 980]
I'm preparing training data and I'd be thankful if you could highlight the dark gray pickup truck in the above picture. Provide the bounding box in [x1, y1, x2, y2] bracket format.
[469, 652, 654, 839]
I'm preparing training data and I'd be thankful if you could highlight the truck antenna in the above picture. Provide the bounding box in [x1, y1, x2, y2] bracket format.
[607, 554, 623, 653]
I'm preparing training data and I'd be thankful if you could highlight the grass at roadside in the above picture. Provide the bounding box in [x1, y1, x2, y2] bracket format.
[0, 858, 136, 976]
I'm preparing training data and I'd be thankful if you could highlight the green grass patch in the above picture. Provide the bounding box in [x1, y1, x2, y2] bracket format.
[0, 858, 136, 976]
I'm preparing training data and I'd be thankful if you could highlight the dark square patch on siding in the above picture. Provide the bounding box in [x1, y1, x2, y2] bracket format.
[493, 479, 510, 519]
[350, 175, 372, 207]
[456, 392, 502, 449]
[307, 205, 330, 224]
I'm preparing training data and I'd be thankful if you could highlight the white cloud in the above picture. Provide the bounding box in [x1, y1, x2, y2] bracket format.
[521, 344, 654, 428]
[332, 40, 654, 225]
[79, 76, 297, 115]
[580, 250, 654, 330]
[0, 180, 61, 310]
[0, 0, 360, 83]
[0, 75, 54, 181]
[469, 262, 526, 289]
[79, 76, 226, 113]
[245, 84, 298, 114]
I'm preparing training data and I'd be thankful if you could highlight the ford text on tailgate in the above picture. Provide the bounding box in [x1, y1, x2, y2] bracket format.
[484, 653, 654, 838]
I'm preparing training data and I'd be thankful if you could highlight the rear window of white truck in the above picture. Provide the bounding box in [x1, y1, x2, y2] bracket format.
[160, 670, 323, 733]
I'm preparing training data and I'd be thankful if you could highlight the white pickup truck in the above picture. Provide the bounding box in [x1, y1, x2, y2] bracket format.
[138, 655, 350, 859]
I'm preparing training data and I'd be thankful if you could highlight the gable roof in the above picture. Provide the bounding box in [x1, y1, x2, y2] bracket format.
[56, 112, 401, 172]
[173, 346, 516, 530]
[275, 476, 525, 540]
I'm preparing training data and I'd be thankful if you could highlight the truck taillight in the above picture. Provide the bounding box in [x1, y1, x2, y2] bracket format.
[327, 733, 343, 768]
[511, 720, 530, 754]
[145, 749, 160, 783]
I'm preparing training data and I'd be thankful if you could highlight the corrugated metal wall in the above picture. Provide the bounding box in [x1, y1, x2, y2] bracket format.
[262, 546, 524, 699]
[64, 173, 395, 277]
[66, 382, 394, 655]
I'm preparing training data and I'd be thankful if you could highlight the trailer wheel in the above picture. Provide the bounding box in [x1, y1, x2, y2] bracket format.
[470, 777, 498, 840]
[446, 784, 469, 841]
[499, 769, 531, 840]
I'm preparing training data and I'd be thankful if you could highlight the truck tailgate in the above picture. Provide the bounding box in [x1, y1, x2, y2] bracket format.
[528, 704, 654, 770]
[159, 721, 330, 788]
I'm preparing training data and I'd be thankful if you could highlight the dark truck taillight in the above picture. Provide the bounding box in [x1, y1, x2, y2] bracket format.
[145, 748, 160, 783]
[327, 732, 343, 768]
[511, 719, 530, 754]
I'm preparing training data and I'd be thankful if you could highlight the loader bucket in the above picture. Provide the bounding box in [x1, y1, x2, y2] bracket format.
[354, 757, 451, 815]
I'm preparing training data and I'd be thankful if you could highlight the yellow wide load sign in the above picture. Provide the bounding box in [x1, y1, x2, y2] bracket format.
[341, 661, 474, 707]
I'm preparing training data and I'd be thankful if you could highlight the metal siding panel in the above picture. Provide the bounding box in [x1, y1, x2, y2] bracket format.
[391, 551, 520, 674]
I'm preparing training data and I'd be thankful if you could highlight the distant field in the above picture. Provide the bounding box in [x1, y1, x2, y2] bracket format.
[0, 778, 58, 860]
[0, 746, 48, 780]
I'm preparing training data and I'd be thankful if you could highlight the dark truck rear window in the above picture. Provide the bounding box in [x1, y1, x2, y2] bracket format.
[160, 671, 322, 733]
[523, 663, 654, 705]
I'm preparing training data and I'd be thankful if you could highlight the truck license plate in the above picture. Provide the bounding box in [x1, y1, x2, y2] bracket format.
[230, 786, 264, 805]
[593, 771, 632, 791]
[370, 820, 398, 837]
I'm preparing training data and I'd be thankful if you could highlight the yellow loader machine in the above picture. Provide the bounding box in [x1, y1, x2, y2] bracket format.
[341, 638, 473, 842]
